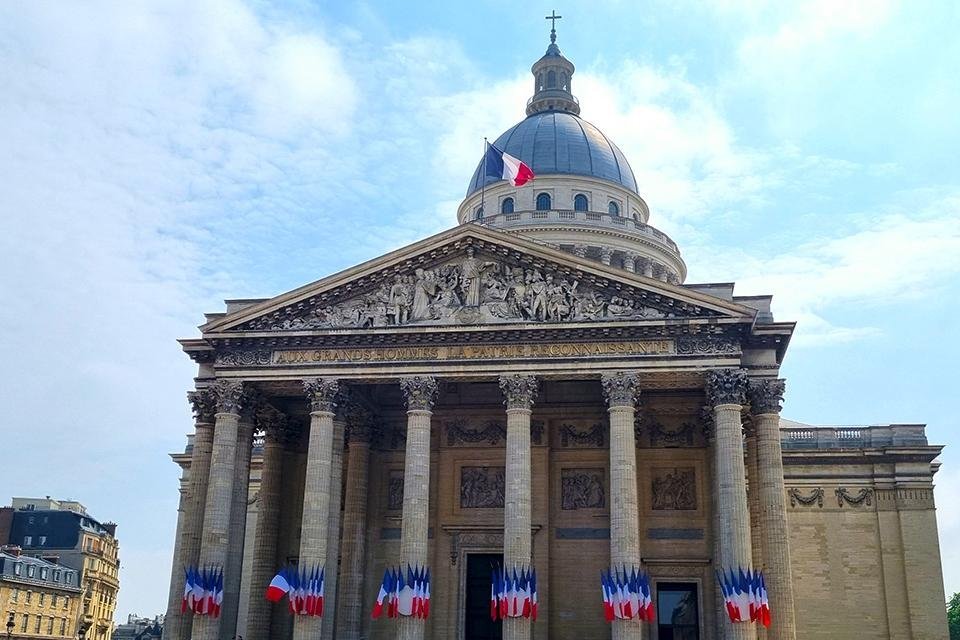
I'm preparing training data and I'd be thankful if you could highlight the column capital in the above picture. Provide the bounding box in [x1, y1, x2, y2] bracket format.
[188, 387, 217, 424]
[498, 374, 539, 410]
[601, 371, 641, 408]
[704, 368, 748, 408]
[211, 380, 246, 415]
[303, 378, 340, 413]
[748, 378, 786, 415]
[256, 403, 294, 445]
[400, 376, 438, 411]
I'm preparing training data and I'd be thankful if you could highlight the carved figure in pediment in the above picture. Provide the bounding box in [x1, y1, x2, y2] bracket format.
[461, 247, 497, 307]
[389, 274, 414, 325]
[575, 290, 606, 320]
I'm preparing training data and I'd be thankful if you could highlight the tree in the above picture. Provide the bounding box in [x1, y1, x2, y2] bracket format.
[949, 592, 960, 639]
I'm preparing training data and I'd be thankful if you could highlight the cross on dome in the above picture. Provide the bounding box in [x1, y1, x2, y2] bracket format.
[545, 10, 562, 43]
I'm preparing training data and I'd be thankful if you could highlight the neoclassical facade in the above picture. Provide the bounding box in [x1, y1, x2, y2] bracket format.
[161, 32, 948, 640]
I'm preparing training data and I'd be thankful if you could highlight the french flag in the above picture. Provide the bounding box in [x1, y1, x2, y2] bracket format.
[266, 567, 290, 603]
[483, 142, 535, 187]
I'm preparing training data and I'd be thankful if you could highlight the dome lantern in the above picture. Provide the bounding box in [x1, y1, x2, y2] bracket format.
[527, 11, 580, 116]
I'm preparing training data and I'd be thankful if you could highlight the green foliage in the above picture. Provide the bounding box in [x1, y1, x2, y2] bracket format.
[948, 592, 960, 639]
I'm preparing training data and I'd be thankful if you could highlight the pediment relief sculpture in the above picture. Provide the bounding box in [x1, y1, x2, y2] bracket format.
[239, 245, 711, 331]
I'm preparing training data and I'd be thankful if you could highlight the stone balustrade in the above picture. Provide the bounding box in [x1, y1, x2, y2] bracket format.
[780, 424, 928, 449]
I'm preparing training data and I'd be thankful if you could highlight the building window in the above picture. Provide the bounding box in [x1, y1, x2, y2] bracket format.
[52, 594, 58, 608]
[26, 591, 32, 604]
[27, 565, 36, 578]
[40, 567, 48, 580]
[13, 562, 21, 575]
[53, 569, 60, 581]
[65, 572, 73, 584]
[47, 617, 53, 635]
[39, 593, 45, 606]
[20, 614, 27, 633]
[23, 535, 32, 546]
[64, 596, 69, 610]
[573, 193, 588, 211]
[535, 192, 551, 211]
[11, 588, 18, 602]
[475, 206, 483, 220]
[60, 618, 66, 635]
[608, 201, 620, 216]
[38, 536, 46, 546]
[547, 69, 557, 88]
[35, 615, 41, 633]
[500, 197, 514, 214]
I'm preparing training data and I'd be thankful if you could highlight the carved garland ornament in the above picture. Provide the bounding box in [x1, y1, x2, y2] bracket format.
[239, 245, 709, 332]
[788, 488, 824, 508]
[646, 419, 696, 448]
[400, 376, 438, 411]
[836, 487, 874, 508]
[559, 423, 605, 448]
[445, 419, 506, 446]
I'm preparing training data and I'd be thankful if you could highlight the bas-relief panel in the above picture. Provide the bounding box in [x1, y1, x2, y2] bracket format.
[560, 468, 606, 510]
[651, 467, 697, 511]
[386, 470, 404, 511]
[459, 466, 505, 509]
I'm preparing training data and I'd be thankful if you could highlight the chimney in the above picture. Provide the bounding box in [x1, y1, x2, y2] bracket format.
[1, 545, 22, 557]
[103, 522, 117, 537]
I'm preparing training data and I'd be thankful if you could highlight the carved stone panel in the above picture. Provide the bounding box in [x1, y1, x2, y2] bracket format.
[651, 467, 697, 511]
[445, 418, 506, 446]
[647, 420, 697, 448]
[459, 466, 505, 508]
[558, 422, 605, 448]
[561, 468, 606, 510]
[387, 471, 404, 511]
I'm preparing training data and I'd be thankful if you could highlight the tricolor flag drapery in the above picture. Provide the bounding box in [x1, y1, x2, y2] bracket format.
[716, 567, 771, 628]
[489, 564, 538, 621]
[371, 565, 431, 620]
[600, 566, 654, 622]
[181, 565, 224, 618]
[262, 564, 326, 617]
[483, 142, 535, 187]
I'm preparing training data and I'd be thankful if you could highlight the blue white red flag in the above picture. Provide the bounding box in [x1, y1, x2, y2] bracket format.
[483, 142, 535, 187]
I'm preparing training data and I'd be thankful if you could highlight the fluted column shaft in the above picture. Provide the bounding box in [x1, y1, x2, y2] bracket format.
[499, 375, 538, 640]
[292, 378, 339, 640]
[245, 419, 287, 640]
[321, 415, 346, 639]
[398, 376, 437, 640]
[336, 427, 372, 640]
[706, 369, 756, 640]
[750, 380, 796, 640]
[222, 415, 254, 639]
[163, 388, 215, 640]
[193, 381, 245, 640]
[602, 372, 643, 640]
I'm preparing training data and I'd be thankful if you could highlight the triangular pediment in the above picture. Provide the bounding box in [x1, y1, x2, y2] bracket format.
[202, 225, 756, 335]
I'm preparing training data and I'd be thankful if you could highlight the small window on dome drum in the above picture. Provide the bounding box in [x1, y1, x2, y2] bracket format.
[536, 192, 552, 211]
[501, 197, 514, 214]
[547, 70, 557, 88]
[574, 194, 588, 211]
[608, 201, 620, 216]
[475, 206, 484, 220]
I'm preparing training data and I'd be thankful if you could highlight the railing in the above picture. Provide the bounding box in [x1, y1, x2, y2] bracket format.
[780, 424, 928, 450]
[478, 209, 680, 252]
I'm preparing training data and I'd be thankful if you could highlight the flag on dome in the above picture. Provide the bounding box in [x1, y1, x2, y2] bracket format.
[483, 142, 535, 187]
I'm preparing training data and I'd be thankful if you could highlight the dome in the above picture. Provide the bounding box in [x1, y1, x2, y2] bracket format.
[465, 111, 639, 197]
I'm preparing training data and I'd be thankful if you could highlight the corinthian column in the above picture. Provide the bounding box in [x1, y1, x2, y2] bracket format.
[336, 406, 375, 640]
[748, 380, 796, 640]
[245, 405, 289, 640]
[601, 372, 643, 640]
[292, 378, 340, 640]
[499, 374, 539, 640]
[321, 409, 347, 639]
[223, 393, 257, 639]
[192, 380, 245, 640]
[705, 369, 756, 640]
[398, 376, 438, 640]
[163, 389, 215, 640]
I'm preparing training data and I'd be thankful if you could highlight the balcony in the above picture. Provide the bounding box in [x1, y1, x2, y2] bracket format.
[477, 209, 680, 253]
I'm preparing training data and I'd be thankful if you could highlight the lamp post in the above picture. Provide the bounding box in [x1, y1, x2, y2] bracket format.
[6, 613, 15, 639]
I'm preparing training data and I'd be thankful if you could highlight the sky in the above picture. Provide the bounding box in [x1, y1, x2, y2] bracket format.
[1, 0, 958, 621]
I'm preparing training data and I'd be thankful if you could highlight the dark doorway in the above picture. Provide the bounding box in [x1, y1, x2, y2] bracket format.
[656, 582, 700, 640]
[465, 553, 503, 640]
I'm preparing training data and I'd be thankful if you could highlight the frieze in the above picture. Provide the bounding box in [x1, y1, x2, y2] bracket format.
[788, 488, 824, 508]
[676, 336, 741, 355]
[237, 244, 721, 332]
[216, 349, 272, 367]
[836, 487, 873, 508]
[561, 469, 606, 510]
[559, 423, 605, 448]
[445, 418, 506, 446]
[651, 468, 697, 510]
[460, 466, 505, 508]
[270, 339, 674, 366]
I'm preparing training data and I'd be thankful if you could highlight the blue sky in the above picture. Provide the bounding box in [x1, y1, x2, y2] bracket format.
[1, 0, 958, 620]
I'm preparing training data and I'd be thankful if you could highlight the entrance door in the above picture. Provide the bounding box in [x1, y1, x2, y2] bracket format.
[656, 582, 700, 640]
[465, 553, 502, 640]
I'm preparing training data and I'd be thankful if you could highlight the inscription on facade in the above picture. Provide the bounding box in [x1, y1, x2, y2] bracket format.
[460, 466, 505, 508]
[270, 340, 674, 365]
[651, 467, 697, 510]
[561, 469, 606, 510]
